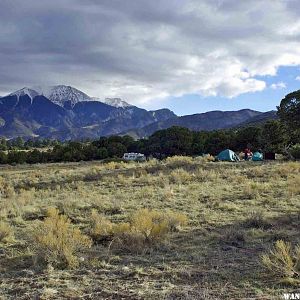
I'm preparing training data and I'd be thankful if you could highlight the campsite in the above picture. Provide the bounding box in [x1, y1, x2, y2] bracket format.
[1, 1, 300, 299]
[0, 87, 299, 299]
[0, 156, 300, 299]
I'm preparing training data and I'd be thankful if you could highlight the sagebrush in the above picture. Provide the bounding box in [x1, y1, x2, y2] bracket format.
[32, 207, 92, 269]
[90, 208, 187, 252]
[262, 240, 300, 283]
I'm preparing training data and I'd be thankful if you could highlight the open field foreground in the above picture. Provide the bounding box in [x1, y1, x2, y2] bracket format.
[0, 157, 300, 299]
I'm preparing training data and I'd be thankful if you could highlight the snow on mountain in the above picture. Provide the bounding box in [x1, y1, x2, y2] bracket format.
[9, 87, 39, 101]
[9, 85, 92, 106]
[8, 85, 132, 108]
[33, 85, 93, 107]
[102, 98, 132, 108]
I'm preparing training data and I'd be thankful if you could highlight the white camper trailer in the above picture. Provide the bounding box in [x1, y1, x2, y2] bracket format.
[123, 152, 146, 162]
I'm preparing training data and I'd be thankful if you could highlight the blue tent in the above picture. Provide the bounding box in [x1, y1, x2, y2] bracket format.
[252, 151, 263, 161]
[217, 149, 240, 162]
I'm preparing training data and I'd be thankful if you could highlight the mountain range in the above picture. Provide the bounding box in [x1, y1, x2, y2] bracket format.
[0, 85, 277, 140]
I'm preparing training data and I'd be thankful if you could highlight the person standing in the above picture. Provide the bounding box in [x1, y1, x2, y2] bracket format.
[244, 148, 251, 160]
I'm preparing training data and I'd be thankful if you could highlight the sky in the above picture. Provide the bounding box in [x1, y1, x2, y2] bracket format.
[0, 0, 300, 115]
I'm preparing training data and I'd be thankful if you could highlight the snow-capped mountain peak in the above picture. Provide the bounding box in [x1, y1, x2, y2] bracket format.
[8, 85, 132, 108]
[9, 87, 39, 100]
[9, 85, 93, 107]
[103, 98, 132, 108]
[33, 85, 92, 106]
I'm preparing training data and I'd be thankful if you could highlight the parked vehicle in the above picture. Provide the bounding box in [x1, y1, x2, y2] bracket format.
[123, 152, 146, 162]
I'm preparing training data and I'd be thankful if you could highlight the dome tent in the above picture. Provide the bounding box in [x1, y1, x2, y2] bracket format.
[217, 149, 240, 162]
[252, 151, 263, 161]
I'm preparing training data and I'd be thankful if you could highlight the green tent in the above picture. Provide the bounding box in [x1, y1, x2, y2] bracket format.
[217, 149, 240, 162]
[252, 151, 263, 161]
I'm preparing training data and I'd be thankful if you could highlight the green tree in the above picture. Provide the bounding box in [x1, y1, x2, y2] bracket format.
[107, 142, 126, 158]
[14, 137, 25, 149]
[277, 90, 300, 143]
[148, 126, 193, 156]
[260, 120, 287, 153]
[83, 144, 98, 160]
[7, 151, 27, 164]
[0, 139, 7, 151]
[204, 130, 235, 155]
[0, 151, 7, 164]
[234, 126, 262, 151]
[26, 149, 43, 164]
[120, 135, 135, 149]
[192, 131, 208, 155]
[96, 147, 108, 159]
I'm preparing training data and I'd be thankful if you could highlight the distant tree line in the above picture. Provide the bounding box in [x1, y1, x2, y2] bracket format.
[0, 89, 299, 164]
[0, 119, 289, 164]
[0, 137, 59, 151]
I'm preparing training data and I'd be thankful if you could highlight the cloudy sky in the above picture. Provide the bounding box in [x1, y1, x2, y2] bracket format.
[0, 0, 300, 115]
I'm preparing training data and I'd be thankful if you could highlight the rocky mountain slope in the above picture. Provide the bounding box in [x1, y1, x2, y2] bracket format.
[1, 86, 276, 140]
[0, 86, 176, 139]
[122, 109, 276, 138]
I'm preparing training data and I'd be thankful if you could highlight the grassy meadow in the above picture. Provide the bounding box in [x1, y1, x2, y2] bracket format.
[0, 157, 300, 299]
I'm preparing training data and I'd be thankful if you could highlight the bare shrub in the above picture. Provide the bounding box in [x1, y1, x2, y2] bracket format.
[242, 181, 270, 199]
[194, 168, 211, 181]
[105, 161, 124, 170]
[133, 169, 148, 178]
[165, 156, 194, 169]
[89, 208, 187, 253]
[129, 209, 170, 244]
[246, 166, 265, 178]
[276, 162, 300, 178]
[160, 184, 175, 201]
[90, 210, 115, 241]
[0, 221, 14, 242]
[0, 176, 15, 198]
[32, 207, 92, 269]
[287, 175, 300, 196]
[220, 227, 246, 247]
[195, 154, 215, 162]
[243, 211, 272, 229]
[262, 240, 300, 282]
[169, 168, 193, 184]
[164, 210, 188, 231]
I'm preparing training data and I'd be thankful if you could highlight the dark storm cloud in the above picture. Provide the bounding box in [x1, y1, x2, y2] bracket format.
[0, 0, 300, 103]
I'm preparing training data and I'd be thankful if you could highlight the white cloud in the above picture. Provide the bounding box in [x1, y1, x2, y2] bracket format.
[296, 76, 300, 81]
[0, 0, 300, 105]
[270, 82, 286, 90]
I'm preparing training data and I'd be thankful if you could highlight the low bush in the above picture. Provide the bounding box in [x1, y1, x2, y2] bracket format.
[220, 227, 246, 247]
[165, 156, 194, 169]
[169, 168, 193, 184]
[129, 209, 170, 244]
[118, 209, 187, 252]
[243, 211, 272, 229]
[32, 207, 92, 269]
[164, 210, 188, 232]
[262, 240, 300, 283]
[105, 161, 124, 170]
[90, 209, 115, 241]
[89, 208, 187, 252]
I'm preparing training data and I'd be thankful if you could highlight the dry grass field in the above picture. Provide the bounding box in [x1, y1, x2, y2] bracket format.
[0, 157, 300, 299]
